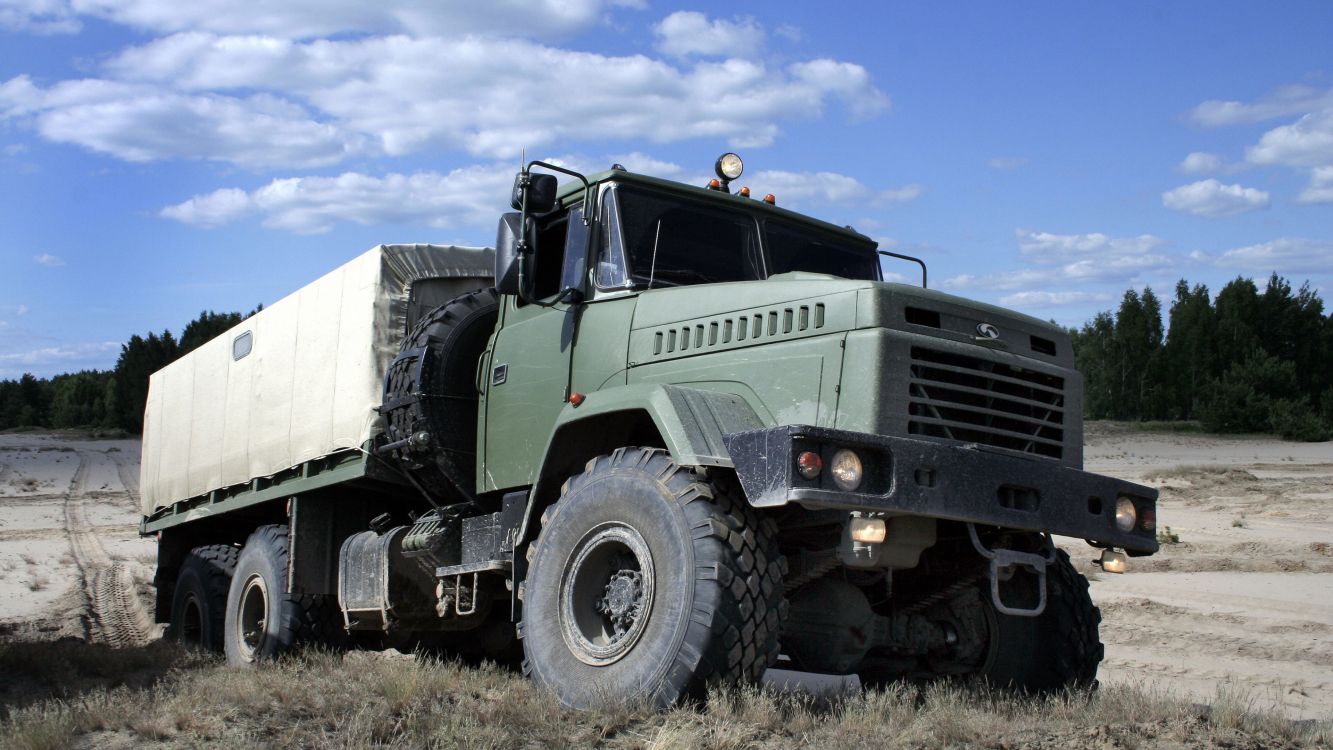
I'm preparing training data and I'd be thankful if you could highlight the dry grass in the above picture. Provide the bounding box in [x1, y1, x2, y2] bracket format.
[0, 640, 1328, 750]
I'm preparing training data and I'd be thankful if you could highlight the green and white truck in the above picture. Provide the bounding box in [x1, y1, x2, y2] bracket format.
[141, 155, 1158, 707]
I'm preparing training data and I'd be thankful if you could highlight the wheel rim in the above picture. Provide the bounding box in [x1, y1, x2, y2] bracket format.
[559, 522, 655, 666]
[236, 573, 269, 662]
[179, 592, 203, 644]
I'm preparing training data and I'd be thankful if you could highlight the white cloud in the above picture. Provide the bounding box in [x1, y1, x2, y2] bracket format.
[1246, 109, 1333, 168]
[1177, 151, 1224, 174]
[1161, 179, 1269, 217]
[61, 0, 616, 39]
[161, 166, 513, 234]
[0, 0, 80, 34]
[1, 77, 362, 167]
[33, 253, 65, 266]
[942, 269, 1051, 292]
[654, 11, 764, 58]
[986, 156, 1027, 170]
[5, 33, 886, 167]
[15, 305, 30, 316]
[1298, 166, 1333, 204]
[3, 143, 28, 156]
[1214, 237, 1333, 274]
[1015, 229, 1163, 263]
[1189, 85, 1333, 127]
[999, 291, 1111, 308]
[748, 170, 919, 206]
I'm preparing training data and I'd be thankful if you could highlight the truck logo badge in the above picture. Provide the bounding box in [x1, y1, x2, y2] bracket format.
[492, 363, 508, 386]
[976, 323, 1001, 339]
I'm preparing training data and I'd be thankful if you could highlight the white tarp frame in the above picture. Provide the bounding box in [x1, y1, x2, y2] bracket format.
[140, 244, 494, 517]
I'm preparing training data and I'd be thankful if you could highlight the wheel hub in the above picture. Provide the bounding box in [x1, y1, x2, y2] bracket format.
[597, 568, 644, 638]
[560, 523, 655, 666]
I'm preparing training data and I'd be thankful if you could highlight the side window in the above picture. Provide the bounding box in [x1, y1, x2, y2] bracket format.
[595, 190, 628, 288]
[560, 205, 588, 292]
[232, 331, 253, 361]
[530, 211, 569, 300]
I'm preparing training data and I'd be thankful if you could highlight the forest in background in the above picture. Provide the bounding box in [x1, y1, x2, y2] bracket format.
[0, 309, 254, 434]
[2, 273, 1331, 441]
[1072, 273, 1331, 441]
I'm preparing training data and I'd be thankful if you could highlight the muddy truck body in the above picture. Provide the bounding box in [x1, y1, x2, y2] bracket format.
[141, 156, 1157, 706]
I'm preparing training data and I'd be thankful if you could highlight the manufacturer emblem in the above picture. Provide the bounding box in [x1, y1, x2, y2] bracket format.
[976, 323, 1001, 339]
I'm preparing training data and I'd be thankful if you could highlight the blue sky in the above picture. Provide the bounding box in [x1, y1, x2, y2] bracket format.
[2, 1, 1331, 378]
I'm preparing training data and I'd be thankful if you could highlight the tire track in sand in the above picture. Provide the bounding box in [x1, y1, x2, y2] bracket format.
[64, 451, 154, 647]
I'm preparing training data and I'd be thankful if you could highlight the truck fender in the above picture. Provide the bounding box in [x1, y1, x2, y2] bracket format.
[516, 383, 766, 549]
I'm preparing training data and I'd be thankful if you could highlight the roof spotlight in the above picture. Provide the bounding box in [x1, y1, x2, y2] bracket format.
[715, 153, 743, 184]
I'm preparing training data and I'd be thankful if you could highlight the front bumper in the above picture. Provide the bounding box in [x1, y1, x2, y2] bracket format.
[722, 425, 1158, 554]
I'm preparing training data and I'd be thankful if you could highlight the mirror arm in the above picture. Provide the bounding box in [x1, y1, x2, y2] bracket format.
[515, 160, 596, 308]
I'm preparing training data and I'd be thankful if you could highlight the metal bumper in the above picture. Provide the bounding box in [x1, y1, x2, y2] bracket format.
[722, 425, 1159, 554]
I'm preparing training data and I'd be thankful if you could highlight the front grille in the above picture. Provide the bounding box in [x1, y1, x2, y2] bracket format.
[907, 347, 1065, 459]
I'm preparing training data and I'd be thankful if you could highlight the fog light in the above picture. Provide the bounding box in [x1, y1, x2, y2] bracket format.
[1099, 549, 1128, 574]
[849, 517, 886, 544]
[830, 449, 863, 491]
[1115, 497, 1137, 532]
[796, 450, 822, 480]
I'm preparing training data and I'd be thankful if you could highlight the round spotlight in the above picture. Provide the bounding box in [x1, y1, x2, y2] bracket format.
[715, 152, 743, 181]
[1115, 497, 1137, 532]
[830, 449, 863, 492]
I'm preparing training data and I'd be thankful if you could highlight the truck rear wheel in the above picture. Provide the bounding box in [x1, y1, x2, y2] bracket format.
[170, 544, 238, 652]
[980, 548, 1102, 692]
[224, 525, 304, 666]
[521, 448, 786, 708]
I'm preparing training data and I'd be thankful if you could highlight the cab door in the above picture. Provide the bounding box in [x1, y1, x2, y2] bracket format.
[480, 207, 584, 492]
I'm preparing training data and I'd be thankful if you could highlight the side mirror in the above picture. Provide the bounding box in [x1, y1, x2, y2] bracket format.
[511, 172, 558, 214]
[494, 212, 532, 295]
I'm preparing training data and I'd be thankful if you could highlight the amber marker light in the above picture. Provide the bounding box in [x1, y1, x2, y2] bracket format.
[708, 178, 721, 189]
[739, 186, 751, 198]
[763, 194, 776, 204]
[796, 450, 822, 479]
[569, 392, 586, 407]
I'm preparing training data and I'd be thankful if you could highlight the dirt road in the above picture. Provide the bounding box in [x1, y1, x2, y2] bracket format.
[0, 434, 156, 646]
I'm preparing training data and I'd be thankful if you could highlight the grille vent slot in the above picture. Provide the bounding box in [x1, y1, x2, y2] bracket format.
[652, 303, 825, 356]
[908, 346, 1065, 459]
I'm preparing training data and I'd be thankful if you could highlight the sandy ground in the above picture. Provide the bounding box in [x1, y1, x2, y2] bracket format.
[1077, 423, 1333, 721]
[0, 425, 1329, 720]
[0, 432, 157, 645]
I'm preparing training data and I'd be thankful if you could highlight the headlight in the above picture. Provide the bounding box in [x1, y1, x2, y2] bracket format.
[1115, 497, 1137, 532]
[830, 449, 863, 492]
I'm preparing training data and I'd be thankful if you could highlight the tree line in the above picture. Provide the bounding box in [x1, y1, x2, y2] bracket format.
[0, 309, 255, 434]
[1072, 273, 1333, 441]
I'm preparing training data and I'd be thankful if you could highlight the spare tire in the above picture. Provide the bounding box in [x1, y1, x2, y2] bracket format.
[381, 287, 500, 505]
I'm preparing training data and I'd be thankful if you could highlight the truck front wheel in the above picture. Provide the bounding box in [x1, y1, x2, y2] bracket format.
[521, 448, 786, 708]
[224, 525, 303, 666]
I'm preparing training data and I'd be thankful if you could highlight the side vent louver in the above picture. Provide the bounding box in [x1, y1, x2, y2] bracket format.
[651, 303, 827, 357]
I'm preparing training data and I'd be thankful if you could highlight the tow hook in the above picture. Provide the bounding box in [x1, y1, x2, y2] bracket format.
[966, 524, 1055, 618]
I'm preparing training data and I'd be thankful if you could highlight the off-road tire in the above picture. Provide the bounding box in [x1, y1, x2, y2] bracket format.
[980, 548, 1102, 692]
[169, 544, 238, 652]
[521, 448, 787, 708]
[224, 525, 306, 666]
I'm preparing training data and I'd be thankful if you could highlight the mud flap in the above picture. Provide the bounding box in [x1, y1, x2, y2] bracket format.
[966, 524, 1056, 617]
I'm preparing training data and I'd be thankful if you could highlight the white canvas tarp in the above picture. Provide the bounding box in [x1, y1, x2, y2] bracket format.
[140, 244, 494, 517]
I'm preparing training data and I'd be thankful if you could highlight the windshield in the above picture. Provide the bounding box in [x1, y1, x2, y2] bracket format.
[596, 184, 880, 289]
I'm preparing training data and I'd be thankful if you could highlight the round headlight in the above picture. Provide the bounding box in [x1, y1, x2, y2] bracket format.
[830, 449, 863, 492]
[715, 152, 743, 181]
[1115, 497, 1137, 532]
